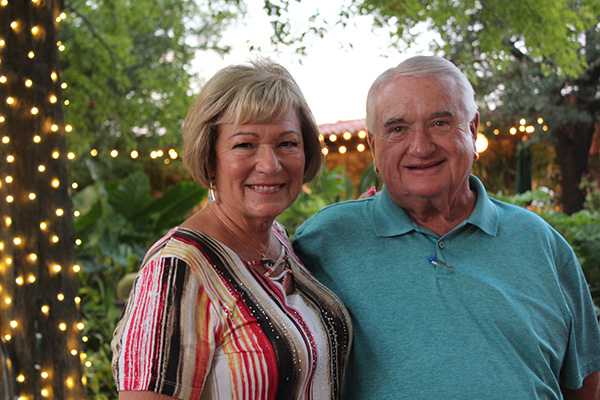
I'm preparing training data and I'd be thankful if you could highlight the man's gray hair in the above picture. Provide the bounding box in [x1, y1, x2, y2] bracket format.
[366, 56, 477, 132]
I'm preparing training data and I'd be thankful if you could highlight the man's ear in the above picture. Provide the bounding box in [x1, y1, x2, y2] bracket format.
[469, 113, 480, 161]
[367, 130, 378, 173]
[469, 112, 480, 145]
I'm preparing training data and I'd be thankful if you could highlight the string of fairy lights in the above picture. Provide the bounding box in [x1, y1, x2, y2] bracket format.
[0, 1, 86, 398]
[319, 130, 369, 156]
[0, 3, 183, 397]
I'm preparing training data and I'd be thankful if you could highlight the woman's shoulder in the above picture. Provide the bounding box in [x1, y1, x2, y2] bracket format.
[139, 227, 229, 283]
[145, 227, 214, 260]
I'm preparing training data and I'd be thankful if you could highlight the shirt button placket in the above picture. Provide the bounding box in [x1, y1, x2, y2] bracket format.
[435, 240, 453, 275]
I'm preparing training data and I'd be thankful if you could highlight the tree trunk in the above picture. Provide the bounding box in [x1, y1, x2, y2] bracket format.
[0, 1, 85, 398]
[552, 122, 595, 215]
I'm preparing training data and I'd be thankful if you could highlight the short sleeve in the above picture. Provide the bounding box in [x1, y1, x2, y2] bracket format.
[558, 250, 600, 389]
[111, 256, 218, 399]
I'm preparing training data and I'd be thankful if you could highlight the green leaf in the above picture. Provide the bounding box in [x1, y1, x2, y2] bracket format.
[107, 171, 152, 219]
[74, 199, 104, 234]
[143, 181, 207, 231]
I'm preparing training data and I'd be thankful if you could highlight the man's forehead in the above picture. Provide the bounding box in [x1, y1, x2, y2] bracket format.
[378, 74, 456, 96]
[374, 76, 460, 116]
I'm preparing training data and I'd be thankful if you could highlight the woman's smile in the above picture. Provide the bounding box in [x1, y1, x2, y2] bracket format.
[212, 109, 305, 224]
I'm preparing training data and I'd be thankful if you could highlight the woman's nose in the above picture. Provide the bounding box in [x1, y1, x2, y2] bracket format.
[255, 146, 281, 174]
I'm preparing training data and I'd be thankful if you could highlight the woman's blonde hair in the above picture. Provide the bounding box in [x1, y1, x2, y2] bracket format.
[182, 58, 323, 187]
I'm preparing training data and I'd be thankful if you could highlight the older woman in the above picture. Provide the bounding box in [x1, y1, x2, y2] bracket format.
[111, 59, 352, 400]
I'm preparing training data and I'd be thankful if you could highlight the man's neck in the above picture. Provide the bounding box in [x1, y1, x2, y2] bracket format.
[396, 188, 478, 236]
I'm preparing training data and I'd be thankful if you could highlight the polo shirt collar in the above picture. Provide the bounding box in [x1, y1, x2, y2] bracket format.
[372, 174, 499, 237]
[372, 186, 416, 237]
[465, 175, 498, 236]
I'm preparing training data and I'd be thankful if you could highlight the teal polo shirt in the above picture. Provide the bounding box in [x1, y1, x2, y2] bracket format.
[294, 175, 600, 399]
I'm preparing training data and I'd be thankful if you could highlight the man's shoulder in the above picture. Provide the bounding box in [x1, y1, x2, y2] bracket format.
[309, 197, 372, 222]
[489, 197, 564, 240]
[296, 197, 374, 237]
[320, 196, 372, 214]
[490, 196, 550, 224]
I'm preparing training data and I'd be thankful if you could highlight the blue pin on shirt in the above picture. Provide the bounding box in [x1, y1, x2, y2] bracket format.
[427, 256, 454, 270]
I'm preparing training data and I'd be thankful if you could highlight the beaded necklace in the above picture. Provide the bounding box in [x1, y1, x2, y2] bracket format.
[210, 204, 272, 260]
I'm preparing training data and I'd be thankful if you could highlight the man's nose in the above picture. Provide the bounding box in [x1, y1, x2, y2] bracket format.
[407, 127, 435, 156]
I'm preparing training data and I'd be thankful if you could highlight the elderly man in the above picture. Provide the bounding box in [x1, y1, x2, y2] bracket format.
[293, 56, 600, 399]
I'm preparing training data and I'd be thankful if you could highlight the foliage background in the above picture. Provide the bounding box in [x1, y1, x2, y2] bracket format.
[51, 0, 600, 397]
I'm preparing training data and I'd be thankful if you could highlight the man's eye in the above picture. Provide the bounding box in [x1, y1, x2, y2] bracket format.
[393, 126, 404, 133]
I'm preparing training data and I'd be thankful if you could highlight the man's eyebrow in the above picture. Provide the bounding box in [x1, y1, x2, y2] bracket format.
[382, 110, 454, 129]
[431, 110, 454, 119]
[383, 117, 406, 128]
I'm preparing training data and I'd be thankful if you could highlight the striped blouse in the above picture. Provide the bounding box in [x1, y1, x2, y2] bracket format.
[111, 223, 352, 399]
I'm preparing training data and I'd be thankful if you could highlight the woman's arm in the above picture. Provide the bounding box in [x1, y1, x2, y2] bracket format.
[119, 391, 178, 400]
[112, 255, 215, 399]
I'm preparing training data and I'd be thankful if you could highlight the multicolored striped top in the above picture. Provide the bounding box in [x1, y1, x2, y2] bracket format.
[111, 223, 352, 399]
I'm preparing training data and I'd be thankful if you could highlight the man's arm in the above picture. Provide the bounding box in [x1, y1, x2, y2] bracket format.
[562, 370, 600, 400]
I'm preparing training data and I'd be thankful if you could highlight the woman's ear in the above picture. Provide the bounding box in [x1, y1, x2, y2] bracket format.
[206, 163, 215, 183]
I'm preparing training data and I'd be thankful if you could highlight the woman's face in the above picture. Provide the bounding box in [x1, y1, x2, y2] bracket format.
[212, 109, 306, 225]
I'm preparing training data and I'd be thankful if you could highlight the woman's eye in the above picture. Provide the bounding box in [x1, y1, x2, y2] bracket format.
[233, 142, 252, 149]
[281, 141, 299, 148]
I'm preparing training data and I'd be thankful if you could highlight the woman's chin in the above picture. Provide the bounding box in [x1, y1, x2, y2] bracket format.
[247, 205, 290, 221]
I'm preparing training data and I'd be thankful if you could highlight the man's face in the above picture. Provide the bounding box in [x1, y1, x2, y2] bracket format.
[368, 75, 479, 207]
